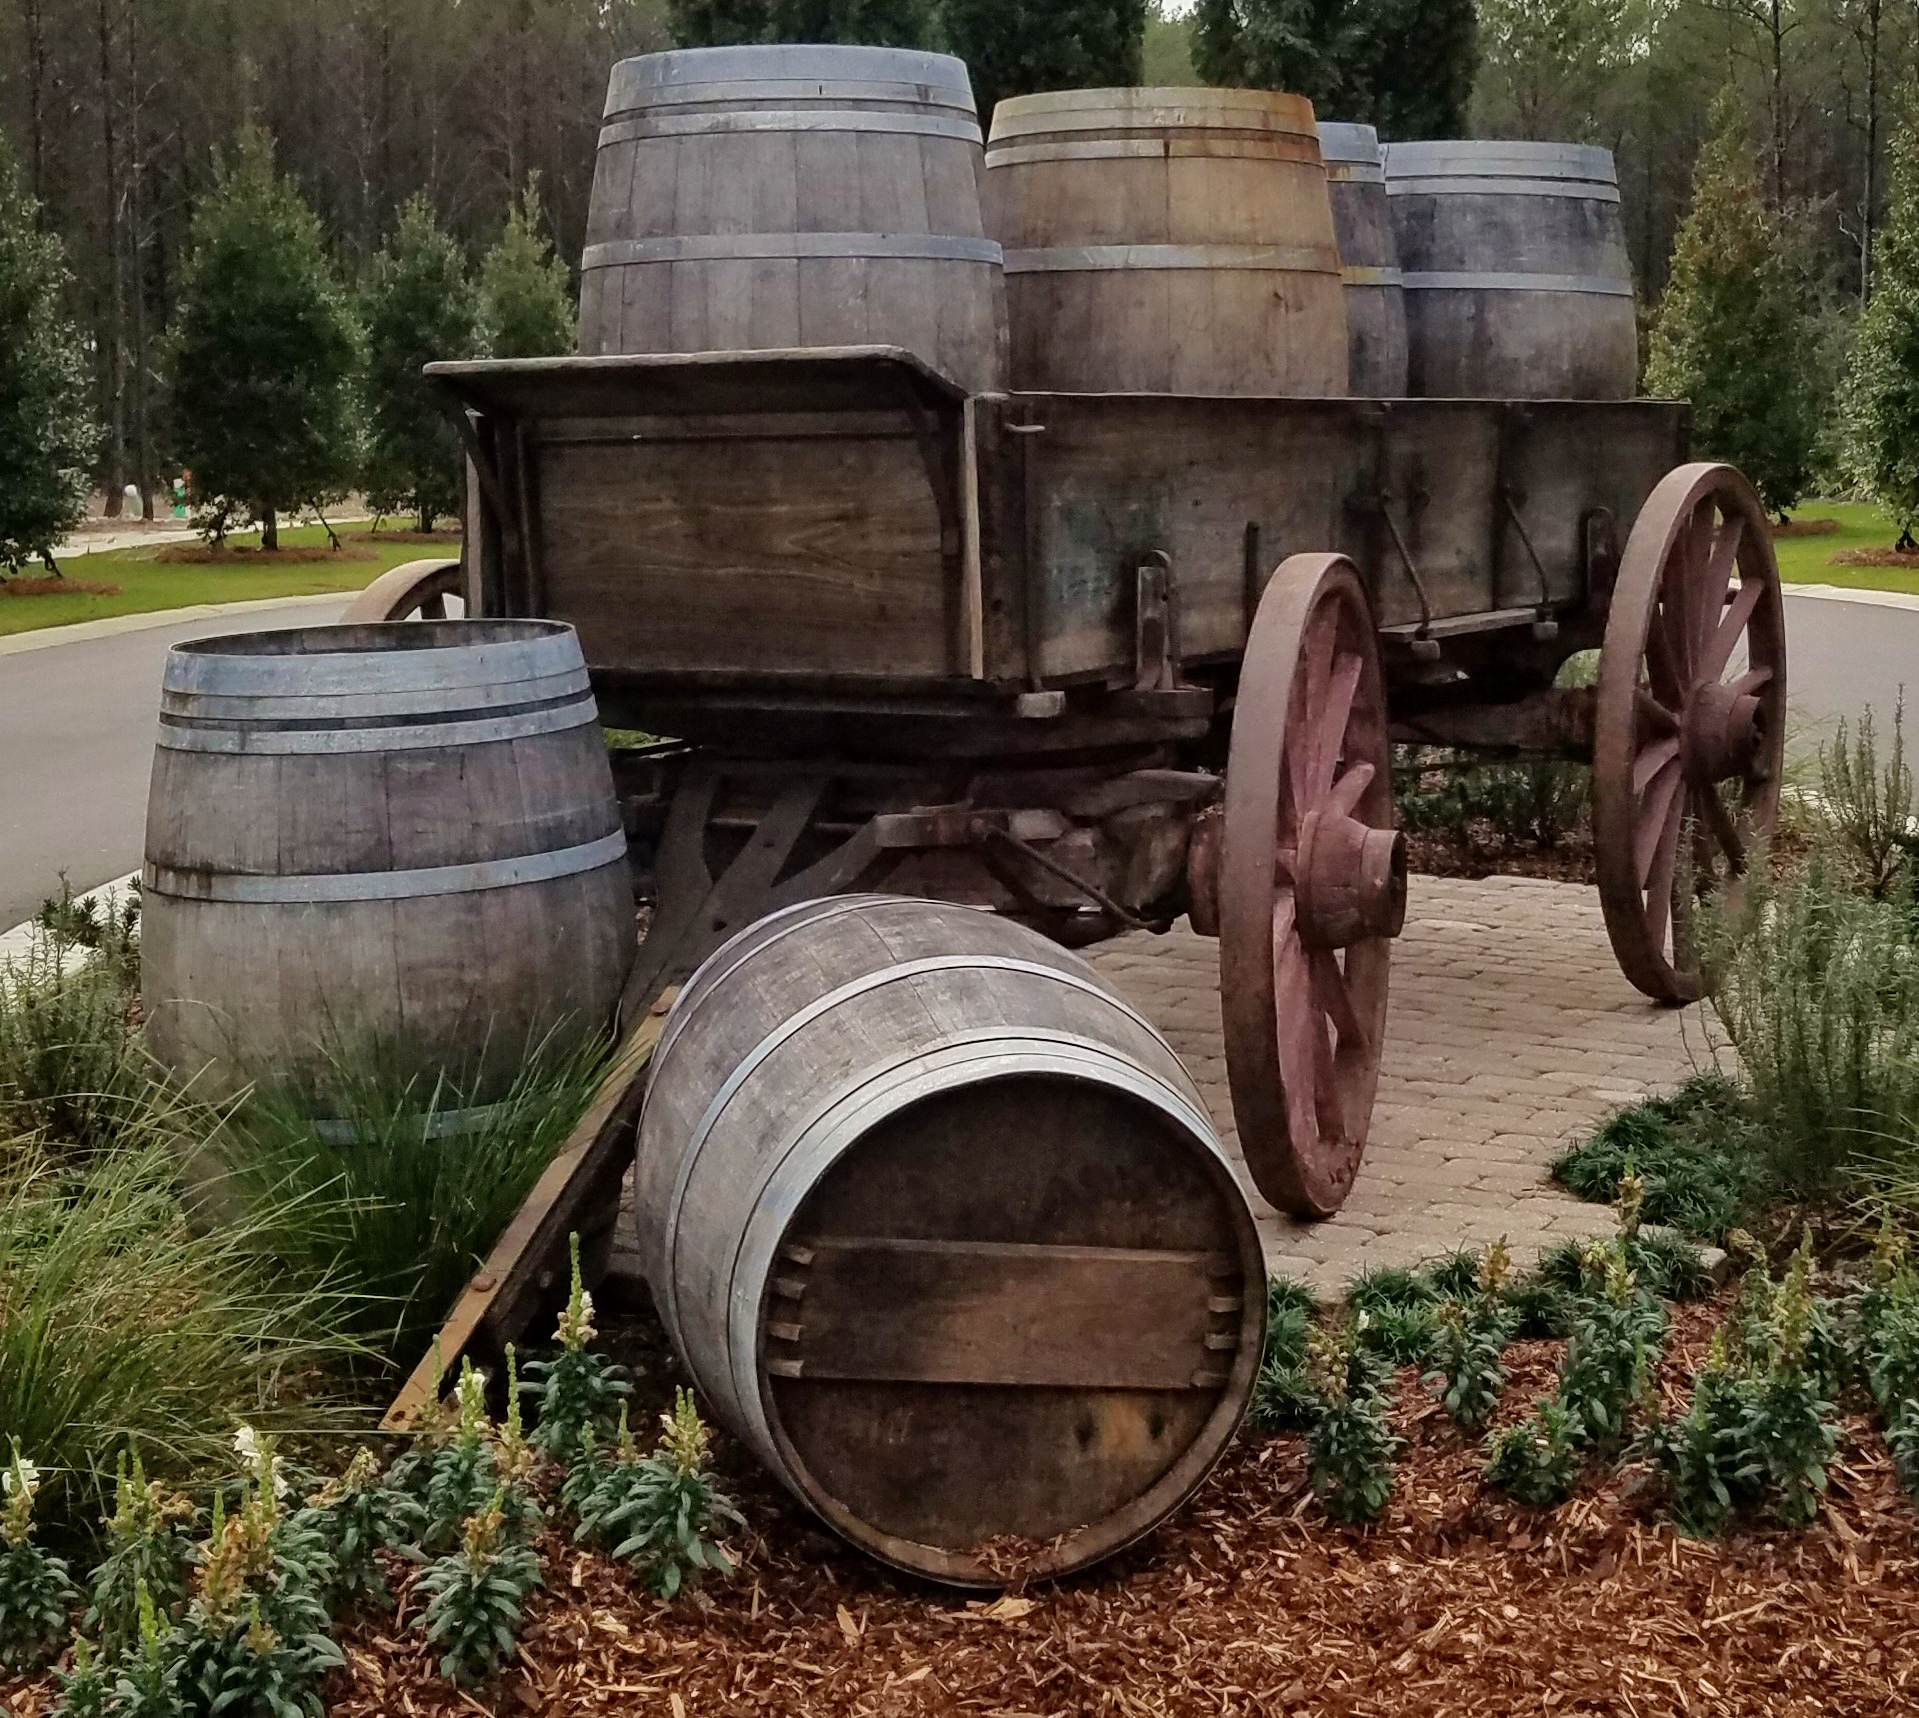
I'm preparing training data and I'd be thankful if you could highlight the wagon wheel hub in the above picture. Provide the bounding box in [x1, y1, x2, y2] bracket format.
[1592, 463, 1786, 1005]
[1292, 810, 1407, 949]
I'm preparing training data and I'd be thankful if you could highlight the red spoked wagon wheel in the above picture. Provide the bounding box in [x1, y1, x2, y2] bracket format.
[1220, 554, 1406, 1219]
[1593, 463, 1786, 1004]
[341, 557, 464, 622]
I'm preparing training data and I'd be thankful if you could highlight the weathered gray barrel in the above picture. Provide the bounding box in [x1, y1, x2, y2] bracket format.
[1385, 140, 1638, 399]
[984, 87, 1347, 394]
[141, 621, 634, 1104]
[634, 894, 1265, 1587]
[1317, 121, 1408, 396]
[579, 44, 1008, 394]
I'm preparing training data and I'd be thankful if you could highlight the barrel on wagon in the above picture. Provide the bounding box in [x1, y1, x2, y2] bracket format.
[1317, 120, 1407, 397]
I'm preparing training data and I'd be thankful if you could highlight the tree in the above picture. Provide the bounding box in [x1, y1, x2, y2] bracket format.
[362, 195, 479, 532]
[0, 146, 100, 576]
[1183, 0, 1476, 140]
[938, 0, 1147, 122]
[478, 178, 578, 361]
[668, 0, 933, 48]
[165, 128, 360, 550]
[1647, 88, 1819, 518]
[1845, 94, 1919, 548]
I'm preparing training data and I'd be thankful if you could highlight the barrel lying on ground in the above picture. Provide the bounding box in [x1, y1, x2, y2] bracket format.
[633, 895, 1266, 1587]
[579, 44, 1008, 394]
[985, 86, 1347, 395]
[1317, 121, 1408, 397]
[141, 621, 633, 1104]
[1385, 140, 1637, 400]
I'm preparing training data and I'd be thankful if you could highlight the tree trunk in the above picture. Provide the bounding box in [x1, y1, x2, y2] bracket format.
[98, 0, 128, 518]
[25, 0, 48, 203]
[1862, 0, 1880, 303]
[128, 0, 152, 517]
[262, 507, 278, 552]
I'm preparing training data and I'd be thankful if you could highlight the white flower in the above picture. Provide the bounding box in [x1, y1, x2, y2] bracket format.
[233, 1426, 260, 1464]
[2, 1456, 38, 1499]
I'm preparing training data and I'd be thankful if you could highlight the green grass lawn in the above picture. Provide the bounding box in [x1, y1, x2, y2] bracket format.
[0, 523, 455, 638]
[1770, 500, 1919, 597]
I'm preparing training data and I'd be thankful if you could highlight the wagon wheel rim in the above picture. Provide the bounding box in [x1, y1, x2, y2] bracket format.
[1220, 554, 1402, 1219]
[1593, 463, 1786, 1004]
[340, 557, 464, 623]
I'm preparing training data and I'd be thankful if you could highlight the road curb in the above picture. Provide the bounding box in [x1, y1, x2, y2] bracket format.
[1782, 582, 1919, 614]
[0, 591, 351, 657]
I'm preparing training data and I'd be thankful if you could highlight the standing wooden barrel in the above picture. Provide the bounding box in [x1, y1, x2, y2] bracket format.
[579, 45, 1007, 394]
[634, 895, 1265, 1587]
[1317, 121, 1408, 397]
[141, 621, 633, 1104]
[984, 87, 1347, 394]
[1385, 140, 1638, 399]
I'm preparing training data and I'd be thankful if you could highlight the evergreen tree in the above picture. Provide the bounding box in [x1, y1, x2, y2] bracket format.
[0, 145, 100, 577]
[477, 178, 578, 362]
[1182, 0, 1475, 139]
[1646, 88, 1818, 519]
[939, 0, 1147, 122]
[1845, 94, 1919, 550]
[165, 129, 361, 550]
[361, 196, 478, 532]
[668, 0, 934, 49]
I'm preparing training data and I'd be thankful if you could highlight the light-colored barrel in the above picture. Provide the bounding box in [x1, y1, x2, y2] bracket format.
[1385, 140, 1638, 399]
[579, 44, 1008, 394]
[141, 621, 633, 1104]
[634, 894, 1265, 1587]
[1317, 121, 1408, 397]
[984, 87, 1347, 394]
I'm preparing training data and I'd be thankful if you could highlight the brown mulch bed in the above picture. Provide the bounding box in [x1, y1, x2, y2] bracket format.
[363, 528, 463, 543]
[1829, 547, 1919, 568]
[1769, 518, 1842, 538]
[0, 577, 120, 596]
[5, 1297, 1914, 1715]
[1401, 824, 1596, 886]
[151, 542, 377, 564]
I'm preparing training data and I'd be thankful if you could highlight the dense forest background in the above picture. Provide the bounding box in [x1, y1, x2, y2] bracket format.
[1, 0, 1913, 510]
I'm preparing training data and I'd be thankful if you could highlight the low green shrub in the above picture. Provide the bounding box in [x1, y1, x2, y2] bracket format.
[1423, 1241, 1517, 1432]
[0, 1139, 363, 1534]
[1555, 1242, 1665, 1455]
[1303, 1323, 1400, 1524]
[1392, 747, 1591, 853]
[1483, 1398, 1581, 1506]
[207, 1034, 608, 1367]
[1816, 697, 1916, 901]
[415, 1492, 542, 1688]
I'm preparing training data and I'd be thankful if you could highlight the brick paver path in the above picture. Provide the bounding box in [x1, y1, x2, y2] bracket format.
[1086, 872, 1713, 1298]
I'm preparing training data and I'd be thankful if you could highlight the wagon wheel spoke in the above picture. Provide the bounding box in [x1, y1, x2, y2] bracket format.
[1220, 554, 1399, 1218]
[1593, 464, 1786, 1003]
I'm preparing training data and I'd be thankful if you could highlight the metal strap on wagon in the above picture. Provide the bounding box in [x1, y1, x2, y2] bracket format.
[141, 829, 629, 904]
[1399, 269, 1633, 297]
[583, 233, 1004, 269]
[1341, 264, 1404, 287]
[598, 110, 983, 145]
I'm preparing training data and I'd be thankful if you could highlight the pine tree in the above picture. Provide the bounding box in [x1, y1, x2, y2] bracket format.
[361, 196, 478, 532]
[1845, 93, 1919, 550]
[668, 0, 935, 49]
[0, 146, 101, 577]
[165, 129, 361, 550]
[1184, 0, 1475, 138]
[938, 0, 1147, 122]
[1646, 88, 1818, 520]
[478, 178, 578, 362]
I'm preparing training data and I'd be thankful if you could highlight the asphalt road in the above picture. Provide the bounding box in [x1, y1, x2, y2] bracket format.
[0, 600, 352, 931]
[0, 588, 1912, 935]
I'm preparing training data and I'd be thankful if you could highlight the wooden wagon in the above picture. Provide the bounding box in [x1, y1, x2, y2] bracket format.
[359, 344, 1784, 1226]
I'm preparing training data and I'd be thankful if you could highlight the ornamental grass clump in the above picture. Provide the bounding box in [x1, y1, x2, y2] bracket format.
[1423, 1239, 1517, 1432]
[1248, 1277, 1321, 1433]
[1303, 1321, 1400, 1524]
[414, 1491, 542, 1687]
[0, 1442, 75, 1672]
[520, 1233, 630, 1459]
[85, 1450, 198, 1658]
[570, 1392, 744, 1599]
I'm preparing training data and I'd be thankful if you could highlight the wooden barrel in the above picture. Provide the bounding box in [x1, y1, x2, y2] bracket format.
[983, 87, 1347, 394]
[141, 621, 634, 1104]
[1384, 140, 1638, 399]
[1317, 121, 1408, 397]
[634, 895, 1265, 1587]
[578, 44, 1007, 394]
